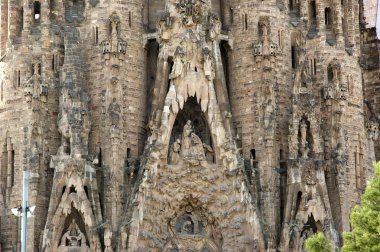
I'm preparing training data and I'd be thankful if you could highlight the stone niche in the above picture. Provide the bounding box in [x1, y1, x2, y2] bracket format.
[168, 97, 215, 166]
[164, 204, 220, 252]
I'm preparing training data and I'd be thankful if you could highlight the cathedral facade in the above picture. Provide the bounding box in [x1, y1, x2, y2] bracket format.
[0, 0, 379, 251]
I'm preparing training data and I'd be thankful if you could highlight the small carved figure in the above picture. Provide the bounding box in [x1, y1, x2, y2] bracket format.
[208, 14, 221, 41]
[109, 98, 121, 128]
[58, 220, 90, 251]
[181, 120, 193, 155]
[202, 48, 213, 80]
[169, 47, 185, 80]
[324, 85, 334, 99]
[120, 226, 128, 251]
[299, 119, 310, 158]
[169, 138, 181, 165]
[367, 118, 379, 140]
[104, 226, 113, 252]
[180, 120, 207, 164]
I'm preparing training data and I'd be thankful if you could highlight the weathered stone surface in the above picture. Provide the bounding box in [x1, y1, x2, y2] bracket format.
[0, 0, 379, 251]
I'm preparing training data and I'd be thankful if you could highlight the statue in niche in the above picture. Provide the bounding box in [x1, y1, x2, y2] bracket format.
[208, 13, 221, 41]
[169, 138, 181, 165]
[120, 225, 128, 251]
[177, 0, 207, 25]
[110, 13, 120, 53]
[175, 208, 205, 236]
[299, 119, 310, 159]
[181, 120, 193, 155]
[102, 12, 127, 56]
[253, 17, 278, 58]
[157, 12, 173, 42]
[58, 219, 90, 251]
[180, 120, 206, 164]
[104, 225, 113, 252]
[202, 47, 213, 80]
[221, 134, 239, 171]
[24, 63, 48, 102]
[302, 162, 317, 185]
[109, 98, 121, 128]
[367, 117, 379, 141]
[169, 46, 185, 81]
[324, 85, 334, 99]
[261, 23, 270, 56]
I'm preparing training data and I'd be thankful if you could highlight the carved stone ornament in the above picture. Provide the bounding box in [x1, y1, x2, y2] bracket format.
[168, 120, 210, 166]
[102, 12, 127, 55]
[23, 62, 48, 103]
[176, 0, 209, 25]
[366, 117, 379, 141]
[58, 220, 90, 251]
[253, 17, 279, 57]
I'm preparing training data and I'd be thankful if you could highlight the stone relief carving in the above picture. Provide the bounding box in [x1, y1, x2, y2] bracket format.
[299, 119, 310, 159]
[102, 12, 127, 55]
[23, 62, 48, 103]
[168, 120, 210, 166]
[58, 219, 90, 252]
[366, 116, 379, 140]
[157, 0, 221, 113]
[324, 60, 347, 100]
[57, 92, 91, 158]
[253, 17, 279, 58]
[109, 98, 121, 128]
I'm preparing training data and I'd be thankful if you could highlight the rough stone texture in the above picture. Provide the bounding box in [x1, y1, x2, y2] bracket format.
[0, 0, 379, 251]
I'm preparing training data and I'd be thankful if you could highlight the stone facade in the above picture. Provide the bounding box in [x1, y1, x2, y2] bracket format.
[0, 0, 379, 251]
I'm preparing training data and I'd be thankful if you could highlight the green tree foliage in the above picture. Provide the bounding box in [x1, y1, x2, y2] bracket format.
[342, 163, 380, 252]
[304, 232, 332, 252]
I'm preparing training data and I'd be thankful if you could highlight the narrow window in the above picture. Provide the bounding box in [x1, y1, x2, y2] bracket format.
[20, 8, 24, 34]
[280, 149, 284, 160]
[230, 8, 233, 24]
[129, 11, 132, 28]
[127, 148, 132, 158]
[310, 1, 317, 23]
[98, 147, 102, 167]
[52, 55, 55, 71]
[278, 30, 283, 48]
[34, 2, 41, 21]
[38, 64, 42, 75]
[291, 46, 296, 69]
[1, 81, 3, 101]
[250, 149, 256, 160]
[95, 27, 99, 44]
[11, 150, 14, 186]
[244, 14, 248, 30]
[325, 8, 332, 27]
[17, 70, 21, 87]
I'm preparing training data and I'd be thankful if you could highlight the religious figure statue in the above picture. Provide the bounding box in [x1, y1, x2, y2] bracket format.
[299, 119, 310, 158]
[181, 120, 193, 157]
[169, 138, 181, 165]
[104, 226, 113, 252]
[169, 46, 185, 80]
[202, 47, 213, 80]
[179, 120, 207, 165]
[58, 220, 90, 252]
[109, 98, 121, 128]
